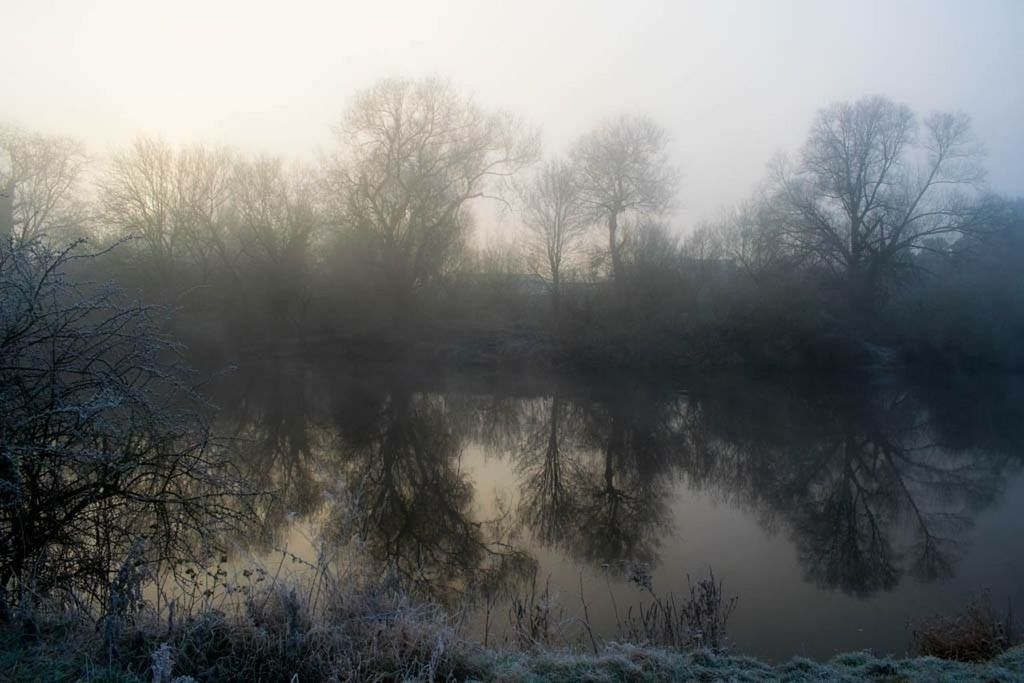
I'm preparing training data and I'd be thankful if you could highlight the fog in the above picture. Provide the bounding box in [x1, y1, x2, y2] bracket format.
[4, 2, 1024, 677]
[4, 0, 1023, 236]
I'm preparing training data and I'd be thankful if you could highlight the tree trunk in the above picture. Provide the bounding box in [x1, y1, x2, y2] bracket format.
[550, 272, 561, 316]
[608, 211, 624, 285]
[0, 178, 14, 242]
[546, 396, 562, 492]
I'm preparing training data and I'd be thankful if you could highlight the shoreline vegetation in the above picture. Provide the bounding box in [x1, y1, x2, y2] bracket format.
[2, 555, 1023, 682]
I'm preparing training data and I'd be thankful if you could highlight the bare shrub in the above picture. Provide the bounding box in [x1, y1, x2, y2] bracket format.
[911, 591, 1019, 662]
[0, 238, 255, 615]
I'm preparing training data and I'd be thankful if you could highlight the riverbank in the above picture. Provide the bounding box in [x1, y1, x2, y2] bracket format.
[3, 581, 1022, 682]
[5, 625, 1024, 682]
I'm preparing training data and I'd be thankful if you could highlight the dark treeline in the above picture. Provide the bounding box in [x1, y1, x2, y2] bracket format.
[3, 79, 1022, 371]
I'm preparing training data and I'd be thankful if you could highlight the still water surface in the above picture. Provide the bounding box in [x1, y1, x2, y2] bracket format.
[210, 358, 1024, 661]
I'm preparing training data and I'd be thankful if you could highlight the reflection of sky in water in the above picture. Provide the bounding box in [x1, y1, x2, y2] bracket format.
[214, 368, 1024, 661]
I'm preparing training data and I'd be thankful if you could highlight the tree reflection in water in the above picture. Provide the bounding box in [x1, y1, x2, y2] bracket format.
[214, 366, 534, 604]
[685, 378, 1018, 597]
[325, 387, 534, 604]
[212, 362, 1022, 603]
[214, 359, 327, 552]
[509, 387, 679, 571]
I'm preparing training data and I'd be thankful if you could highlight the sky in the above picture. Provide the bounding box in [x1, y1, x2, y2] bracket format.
[2, 0, 1023, 241]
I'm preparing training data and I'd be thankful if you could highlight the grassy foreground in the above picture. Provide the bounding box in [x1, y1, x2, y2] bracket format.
[4, 630, 1024, 682]
[3, 583, 1023, 683]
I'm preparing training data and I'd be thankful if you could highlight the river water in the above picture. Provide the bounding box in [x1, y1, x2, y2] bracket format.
[208, 357, 1024, 661]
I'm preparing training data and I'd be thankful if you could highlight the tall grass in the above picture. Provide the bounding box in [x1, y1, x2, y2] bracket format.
[616, 565, 739, 651]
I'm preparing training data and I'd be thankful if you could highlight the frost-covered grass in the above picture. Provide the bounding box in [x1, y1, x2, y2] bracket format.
[2, 547, 1020, 681]
[3, 548, 1020, 682]
[489, 646, 1024, 682]
[4, 629, 1024, 682]
[3, 583, 1024, 682]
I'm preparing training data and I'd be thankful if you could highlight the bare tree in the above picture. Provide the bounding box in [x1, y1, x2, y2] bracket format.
[322, 77, 538, 313]
[229, 155, 318, 269]
[623, 219, 681, 274]
[227, 156, 320, 321]
[680, 221, 724, 263]
[707, 192, 792, 279]
[570, 115, 678, 285]
[517, 160, 587, 312]
[0, 239, 253, 609]
[768, 95, 986, 311]
[0, 123, 88, 246]
[174, 143, 238, 274]
[97, 137, 236, 276]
